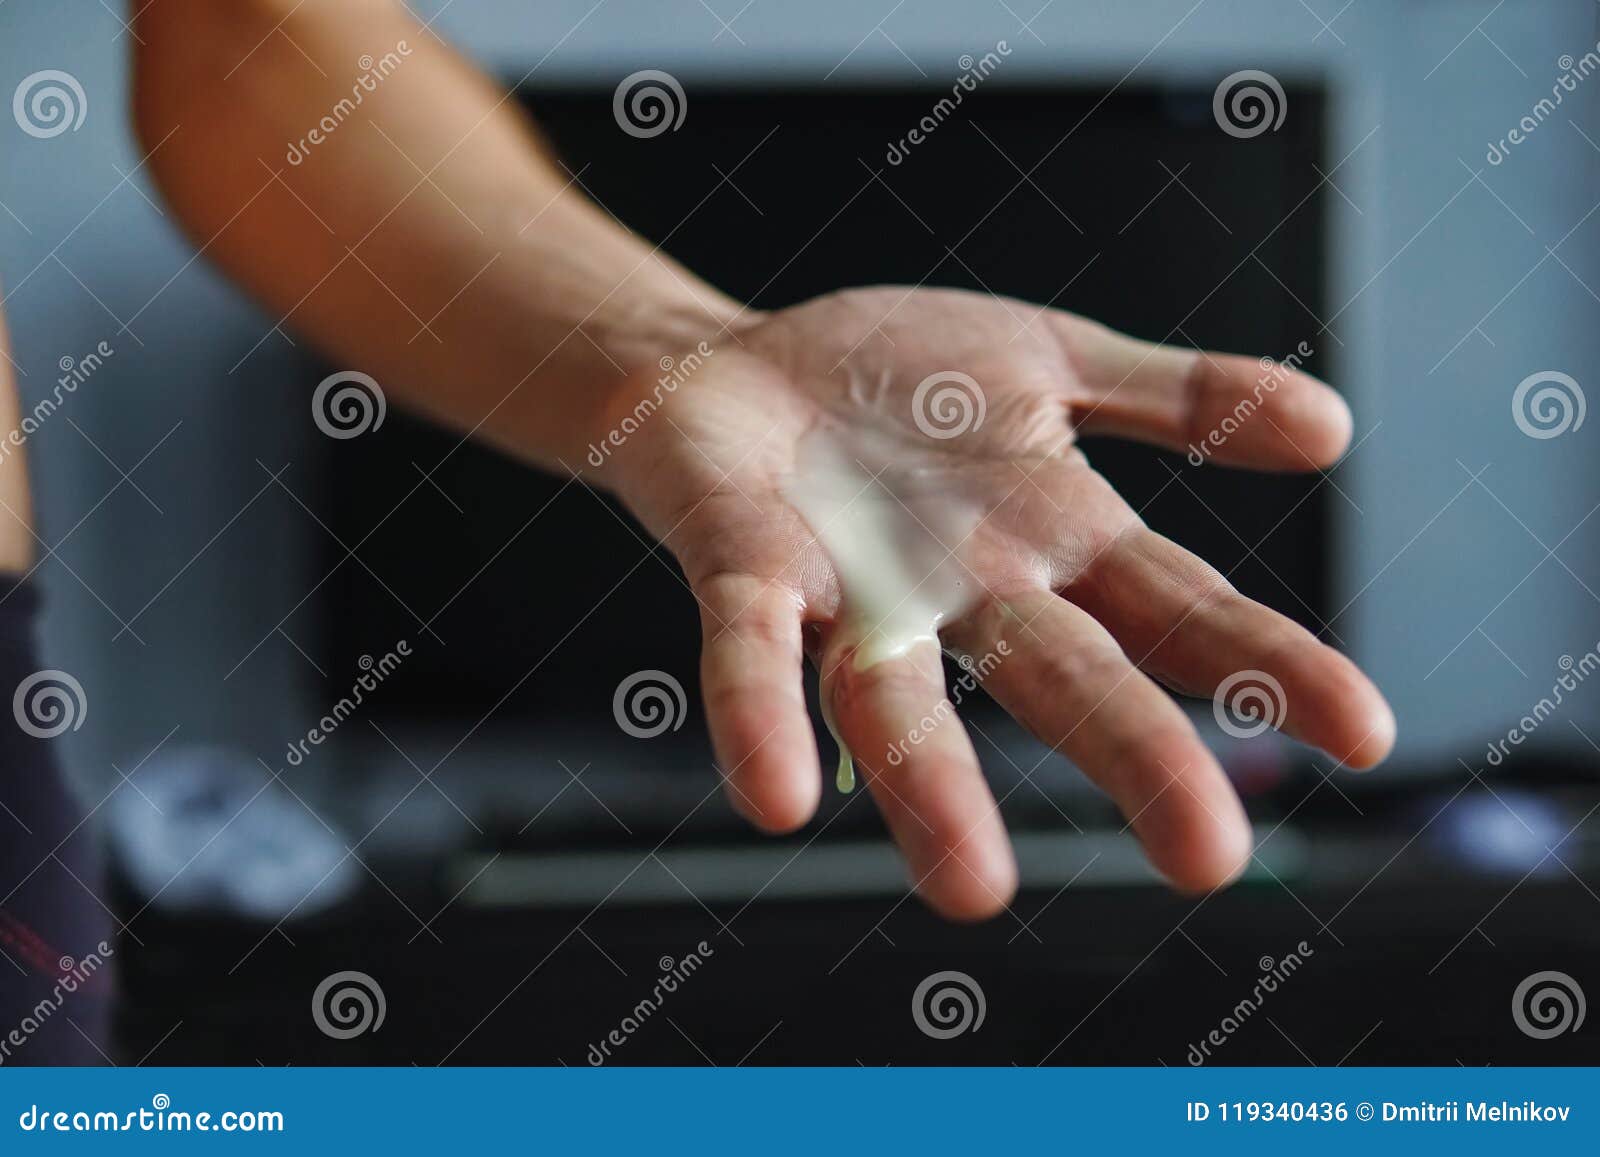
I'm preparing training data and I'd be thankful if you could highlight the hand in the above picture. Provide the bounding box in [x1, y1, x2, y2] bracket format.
[603, 286, 1395, 922]
[127, 0, 1391, 923]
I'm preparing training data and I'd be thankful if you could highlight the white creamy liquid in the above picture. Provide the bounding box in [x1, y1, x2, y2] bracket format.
[782, 429, 984, 792]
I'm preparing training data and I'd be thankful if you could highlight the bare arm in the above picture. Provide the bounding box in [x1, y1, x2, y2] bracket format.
[131, 0, 739, 471]
[0, 295, 37, 573]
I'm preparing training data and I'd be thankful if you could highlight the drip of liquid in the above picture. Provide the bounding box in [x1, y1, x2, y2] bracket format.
[783, 427, 982, 793]
[819, 680, 854, 793]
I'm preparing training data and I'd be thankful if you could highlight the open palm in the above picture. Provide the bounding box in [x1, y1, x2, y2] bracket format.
[602, 287, 1393, 921]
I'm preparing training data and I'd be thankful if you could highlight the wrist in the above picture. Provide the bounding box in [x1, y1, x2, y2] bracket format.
[591, 286, 748, 373]
[572, 281, 758, 484]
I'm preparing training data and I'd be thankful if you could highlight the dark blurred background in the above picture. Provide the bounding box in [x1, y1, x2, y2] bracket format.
[2, 1, 1599, 1065]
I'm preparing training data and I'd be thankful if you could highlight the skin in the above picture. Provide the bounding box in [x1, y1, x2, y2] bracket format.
[0, 294, 37, 572]
[130, 0, 1394, 922]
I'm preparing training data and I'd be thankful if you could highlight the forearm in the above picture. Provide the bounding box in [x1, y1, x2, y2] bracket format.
[130, 0, 743, 472]
[0, 297, 36, 572]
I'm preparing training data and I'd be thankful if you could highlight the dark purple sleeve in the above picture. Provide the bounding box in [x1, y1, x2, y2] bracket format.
[0, 578, 112, 1066]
